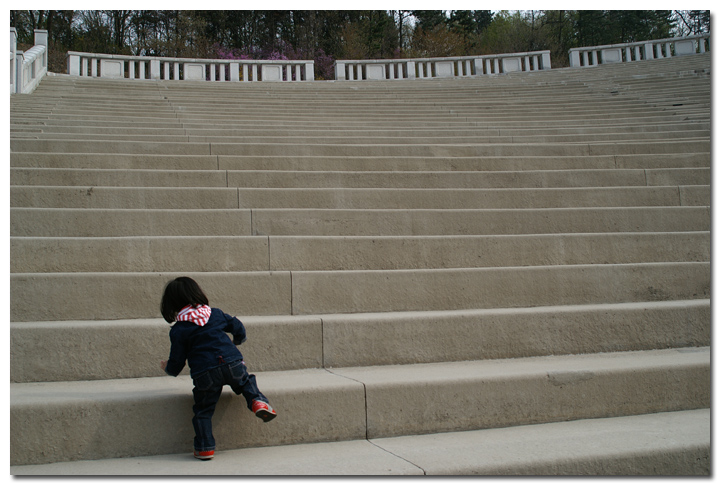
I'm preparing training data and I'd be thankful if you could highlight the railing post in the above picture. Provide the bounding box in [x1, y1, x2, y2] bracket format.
[67, 53, 80, 77]
[335, 61, 346, 80]
[407, 60, 416, 79]
[11, 27, 17, 93]
[150, 59, 160, 79]
[569, 50, 580, 67]
[473, 58, 483, 76]
[541, 51, 551, 69]
[15, 51, 24, 93]
[644, 43, 654, 60]
[230, 62, 239, 81]
[34, 29, 48, 69]
[305, 61, 314, 81]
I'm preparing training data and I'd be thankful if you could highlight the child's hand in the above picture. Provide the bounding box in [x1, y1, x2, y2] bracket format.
[160, 360, 167, 371]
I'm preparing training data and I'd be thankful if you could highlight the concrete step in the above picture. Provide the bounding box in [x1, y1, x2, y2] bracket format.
[9, 347, 710, 466]
[13, 96, 683, 108]
[11, 167, 710, 188]
[247, 206, 710, 236]
[29, 75, 710, 95]
[9, 409, 711, 475]
[10, 232, 710, 273]
[10, 152, 711, 171]
[25, 82, 706, 108]
[10, 206, 710, 237]
[10, 300, 710, 382]
[10, 138, 711, 158]
[10, 114, 705, 133]
[10, 120, 710, 137]
[12, 130, 711, 145]
[16, 107, 700, 122]
[9, 262, 710, 321]
[13, 112, 702, 127]
[10, 113, 706, 129]
[15, 93, 693, 108]
[10, 185, 711, 210]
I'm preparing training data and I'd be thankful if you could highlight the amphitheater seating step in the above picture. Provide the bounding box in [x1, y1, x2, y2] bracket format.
[10, 409, 710, 475]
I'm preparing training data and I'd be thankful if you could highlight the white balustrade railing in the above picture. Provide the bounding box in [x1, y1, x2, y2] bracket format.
[10, 28, 17, 94]
[335, 50, 551, 81]
[569, 34, 710, 67]
[11, 29, 48, 94]
[66, 51, 314, 82]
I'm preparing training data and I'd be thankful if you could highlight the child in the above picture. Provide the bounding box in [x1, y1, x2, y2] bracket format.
[160, 276, 276, 461]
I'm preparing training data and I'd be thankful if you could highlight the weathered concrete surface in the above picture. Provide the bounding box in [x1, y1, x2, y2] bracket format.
[267, 232, 711, 271]
[10, 138, 212, 155]
[11, 232, 711, 273]
[250, 207, 710, 236]
[10, 300, 709, 383]
[10, 167, 229, 187]
[11, 185, 708, 210]
[7, 166, 713, 190]
[10, 369, 367, 465]
[11, 315, 324, 382]
[9, 409, 709, 475]
[11, 236, 271, 273]
[10, 208, 252, 237]
[331, 347, 710, 439]
[10, 348, 709, 466]
[321, 300, 710, 367]
[11, 206, 710, 238]
[10, 271, 292, 321]
[10, 152, 709, 172]
[9, 438, 423, 476]
[373, 409, 710, 475]
[10, 152, 220, 170]
[290, 262, 710, 315]
[9, 262, 710, 321]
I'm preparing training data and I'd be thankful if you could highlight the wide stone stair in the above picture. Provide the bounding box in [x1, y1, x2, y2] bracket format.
[10, 53, 711, 475]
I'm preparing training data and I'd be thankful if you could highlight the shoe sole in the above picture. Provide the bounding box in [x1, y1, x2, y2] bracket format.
[194, 453, 214, 460]
[256, 409, 277, 422]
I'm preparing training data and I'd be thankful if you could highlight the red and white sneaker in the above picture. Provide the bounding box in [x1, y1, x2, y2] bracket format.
[194, 449, 214, 460]
[252, 400, 277, 422]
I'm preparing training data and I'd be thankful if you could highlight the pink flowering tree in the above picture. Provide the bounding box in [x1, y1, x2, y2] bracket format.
[212, 41, 335, 80]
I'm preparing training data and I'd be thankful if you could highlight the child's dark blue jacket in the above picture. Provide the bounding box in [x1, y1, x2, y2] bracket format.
[164, 308, 247, 378]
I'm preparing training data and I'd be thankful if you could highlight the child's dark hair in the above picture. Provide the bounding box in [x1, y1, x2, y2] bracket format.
[161, 276, 209, 323]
